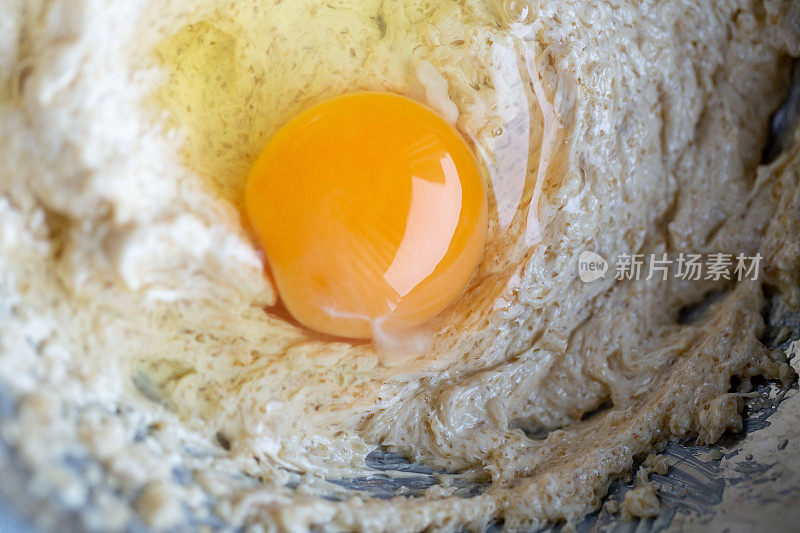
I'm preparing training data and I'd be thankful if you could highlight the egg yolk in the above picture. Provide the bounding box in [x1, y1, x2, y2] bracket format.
[245, 92, 488, 339]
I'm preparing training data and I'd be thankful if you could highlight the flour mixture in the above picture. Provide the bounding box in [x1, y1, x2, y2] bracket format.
[0, 0, 798, 531]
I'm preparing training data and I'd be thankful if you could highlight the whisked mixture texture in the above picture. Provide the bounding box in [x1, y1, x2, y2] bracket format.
[0, 0, 798, 530]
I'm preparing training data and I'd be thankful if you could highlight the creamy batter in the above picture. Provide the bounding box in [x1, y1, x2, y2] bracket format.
[0, 0, 798, 531]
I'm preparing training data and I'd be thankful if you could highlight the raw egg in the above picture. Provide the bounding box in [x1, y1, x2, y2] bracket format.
[245, 92, 488, 339]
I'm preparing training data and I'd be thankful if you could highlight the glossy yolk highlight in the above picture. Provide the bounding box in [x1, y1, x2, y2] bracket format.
[245, 92, 488, 339]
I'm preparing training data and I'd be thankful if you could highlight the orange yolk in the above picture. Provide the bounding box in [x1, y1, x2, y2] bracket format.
[245, 92, 488, 339]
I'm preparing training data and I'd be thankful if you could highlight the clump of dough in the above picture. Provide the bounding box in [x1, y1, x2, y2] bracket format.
[621, 469, 660, 521]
